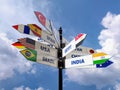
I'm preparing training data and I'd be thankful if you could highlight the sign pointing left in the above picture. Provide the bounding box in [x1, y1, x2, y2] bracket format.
[34, 11, 52, 33]
[12, 24, 59, 48]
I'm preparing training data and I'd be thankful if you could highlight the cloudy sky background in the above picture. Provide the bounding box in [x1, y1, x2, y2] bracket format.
[0, 0, 120, 90]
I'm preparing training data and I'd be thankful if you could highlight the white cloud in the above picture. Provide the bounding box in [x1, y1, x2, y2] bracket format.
[0, 33, 35, 80]
[36, 87, 44, 90]
[13, 86, 31, 90]
[65, 12, 120, 90]
[13, 86, 45, 90]
[114, 83, 120, 90]
[0, 0, 53, 80]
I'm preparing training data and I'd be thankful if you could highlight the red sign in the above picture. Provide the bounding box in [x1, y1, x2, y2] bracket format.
[34, 11, 46, 26]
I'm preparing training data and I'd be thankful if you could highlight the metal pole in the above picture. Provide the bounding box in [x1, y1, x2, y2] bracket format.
[58, 27, 63, 90]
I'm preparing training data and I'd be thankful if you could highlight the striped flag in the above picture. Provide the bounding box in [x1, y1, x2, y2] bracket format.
[12, 24, 32, 35]
[12, 42, 26, 50]
[18, 38, 35, 50]
[92, 52, 111, 64]
[20, 48, 37, 62]
[27, 24, 42, 37]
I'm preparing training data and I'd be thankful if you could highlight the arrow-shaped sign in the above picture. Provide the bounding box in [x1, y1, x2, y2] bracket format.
[62, 33, 87, 57]
[20, 48, 58, 68]
[66, 46, 96, 59]
[34, 11, 52, 33]
[12, 37, 58, 58]
[65, 55, 93, 68]
[65, 52, 111, 69]
[73, 60, 113, 69]
[34, 11, 70, 47]
[12, 24, 59, 48]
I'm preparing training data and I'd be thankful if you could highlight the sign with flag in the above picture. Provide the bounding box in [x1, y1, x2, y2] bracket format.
[65, 55, 93, 68]
[12, 24, 59, 48]
[20, 48, 58, 68]
[73, 60, 113, 69]
[18, 37, 57, 58]
[28, 24, 58, 47]
[34, 11, 52, 33]
[66, 46, 96, 59]
[65, 52, 111, 69]
[62, 33, 87, 57]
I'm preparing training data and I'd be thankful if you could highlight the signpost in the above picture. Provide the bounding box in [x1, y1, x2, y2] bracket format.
[12, 11, 113, 90]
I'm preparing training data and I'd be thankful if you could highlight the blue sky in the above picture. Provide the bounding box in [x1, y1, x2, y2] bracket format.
[0, 0, 120, 90]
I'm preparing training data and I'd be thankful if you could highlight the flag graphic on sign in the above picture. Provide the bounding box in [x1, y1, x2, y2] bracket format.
[34, 11, 46, 27]
[34, 11, 52, 33]
[18, 38, 35, 50]
[28, 24, 42, 37]
[92, 52, 111, 64]
[12, 24, 30, 34]
[12, 42, 26, 50]
[20, 48, 37, 62]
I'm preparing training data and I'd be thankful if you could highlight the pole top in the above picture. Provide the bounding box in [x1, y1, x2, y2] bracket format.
[59, 27, 62, 30]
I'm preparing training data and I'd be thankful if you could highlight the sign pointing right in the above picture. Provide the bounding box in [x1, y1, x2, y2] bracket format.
[62, 33, 87, 57]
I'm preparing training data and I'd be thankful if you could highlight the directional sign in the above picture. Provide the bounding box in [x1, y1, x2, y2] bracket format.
[20, 48, 58, 68]
[34, 11, 52, 33]
[65, 55, 93, 68]
[34, 11, 69, 47]
[66, 46, 96, 59]
[62, 33, 87, 57]
[28, 24, 58, 47]
[17, 37, 57, 58]
[12, 24, 59, 48]
[73, 60, 113, 69]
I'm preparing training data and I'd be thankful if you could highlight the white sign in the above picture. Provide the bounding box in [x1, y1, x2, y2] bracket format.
[41, 30, 59, 48]
[37, 51, 58, 68]
[35, 41, 57, 58]
[18, 37, 58, 58]
[27, 24, 59, 48]
[65, 55, 93, 68]
[66, 46, 96, 59]
[62, 33, 87, 57]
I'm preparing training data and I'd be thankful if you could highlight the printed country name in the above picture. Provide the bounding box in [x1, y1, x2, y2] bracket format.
[71, 59, 85, 65]
[40, 46, 50, 52]
[64, 45, 83, 54]
[64, 45, 72, 53]
[42, 57, 54, 64]
[47, 35, 55, 44]
[75, 48, 82, 51]
[71, 54, 81, 58]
